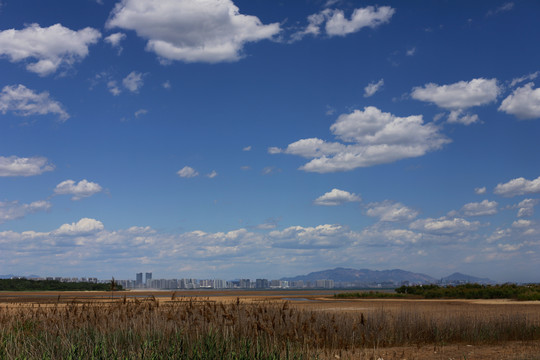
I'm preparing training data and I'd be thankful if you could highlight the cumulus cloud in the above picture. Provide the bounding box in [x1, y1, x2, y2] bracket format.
[104, 32, 127, 54]
[516, 198, 538, 218]
[412, 78, 500, 109]
[475, 187, 487, 195]
[242, 146, 252, 151]
[177, 166, 199, 178]
[206, 170, 218, 178]
[499, 83, 540, 119]
[512, 219, 532, 228]
[0, 156, 54, 177]
[447, 109, 479, 125]
[122, 71, 144, 92]
[410, 217, 480, 235]
[107, 80, 122, 96]
[0, 200, 51, 223]
[314, 188, 361, 206]
[106, 0, 280, 63]
[494, 175, 540, 197]
[270, 106, 449, 173]
[293, 6, 394, 40]
[104, 32, 126, 47]
[0, 23, 100, 76]
[411, 78, 500, 125]
[0, 84, 69, 121]
[460, 200, 498, 216]
[353, 227, 422, 246]
[509, 72, 539, 87]
[54, 179, 103, 200]
[364, 79, 384, 97]
[366, 201, 418, 222]
[53, 218, 104, 236]
[269, 224, 349, 249]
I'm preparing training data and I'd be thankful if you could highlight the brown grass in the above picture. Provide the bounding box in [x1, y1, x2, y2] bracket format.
[0, 291, 539, 359]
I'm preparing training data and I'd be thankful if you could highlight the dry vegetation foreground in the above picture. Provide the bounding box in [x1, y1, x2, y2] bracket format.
[0, 290, 539, 359]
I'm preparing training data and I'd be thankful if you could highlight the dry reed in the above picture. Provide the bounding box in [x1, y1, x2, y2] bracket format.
[0, 297, 538, 359]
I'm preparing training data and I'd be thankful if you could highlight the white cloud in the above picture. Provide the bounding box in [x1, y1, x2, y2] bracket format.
[512, 219, 532, 228]
[104, 32, 126, 50]
[269, 224, 349, 249]
[107, 80, 121, 96]
[206, 170, 218, 178]
[0, 23, 100, 76]
[177, 166, 199, 178]
[460, 200, 498, 216]
[475, 187, 487, 195]
[509, 72, 539, 87]
[499, 83, 540, 120]
[411, 78, 500, 125]
[54, 179, 103, 200]
[0, 200, 51, 223]
[412, 78, 500, 109]
[366, 201, 418, 222]
[487, 2, 514, 17]
[0, 156, 54, 177]
[162, 81, 171, 89]
[314, 188, 361, 206]
[494, 175, 540, 197]
[516, 198, 538, 218]
[486, 228, 511, 243]
[406, 47, 416, 56]
[134, 109, 147, 118]
[53, 218, 104, 236]
[0, 84, 69, 121]
[351, 227, 421, 246]
[292, 6, 394, 41]
[262, 166, 280, 175]
[324, 6, 395, 36]
[106, 0, 280, 63]
[270, 106, 450, 173]
[410, 217, 480, 235]
[447, 109, 479, 125]
[255, 218, 280, 230]
[122, 71, 144, 92]
[364, 79, 384, 97]
[242, 146, 252, 151]
[498, 243, 522, 252]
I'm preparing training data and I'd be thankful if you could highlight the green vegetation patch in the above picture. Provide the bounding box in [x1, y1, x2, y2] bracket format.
[334, 284, 540, 301]
[395, 283, 540, 301]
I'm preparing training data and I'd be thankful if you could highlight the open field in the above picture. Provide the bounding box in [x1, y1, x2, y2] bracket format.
[0, 290, 539, 359]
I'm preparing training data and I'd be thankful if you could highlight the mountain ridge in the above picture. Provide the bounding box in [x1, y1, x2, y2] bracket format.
[281, 267, 495, 285]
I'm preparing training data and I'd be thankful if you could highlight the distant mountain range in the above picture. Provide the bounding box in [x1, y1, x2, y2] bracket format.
[282, 267, 495, 285]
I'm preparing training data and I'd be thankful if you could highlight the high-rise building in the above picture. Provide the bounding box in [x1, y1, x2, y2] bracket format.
[145, 272, 152, 285]
[136, 273, 143, 286]
[255, 279, 269, 289]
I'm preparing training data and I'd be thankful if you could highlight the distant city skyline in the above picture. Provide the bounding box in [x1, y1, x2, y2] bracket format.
[1, 1, 539, 283]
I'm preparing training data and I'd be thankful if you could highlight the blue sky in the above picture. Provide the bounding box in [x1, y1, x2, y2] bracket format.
[1, 0, 539, 282]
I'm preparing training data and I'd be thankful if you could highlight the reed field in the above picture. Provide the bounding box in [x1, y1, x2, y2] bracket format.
[0, 292, 539, 359]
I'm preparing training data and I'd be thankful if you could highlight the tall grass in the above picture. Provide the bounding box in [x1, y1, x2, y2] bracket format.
[0, 297, 539, 359]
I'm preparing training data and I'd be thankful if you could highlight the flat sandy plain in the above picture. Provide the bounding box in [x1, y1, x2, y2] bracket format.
[1, 289, 539, 359]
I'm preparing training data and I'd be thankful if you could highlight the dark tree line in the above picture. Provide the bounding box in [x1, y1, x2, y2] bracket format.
[0, 278, 121, 291]
[395, 283, 540, 300]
